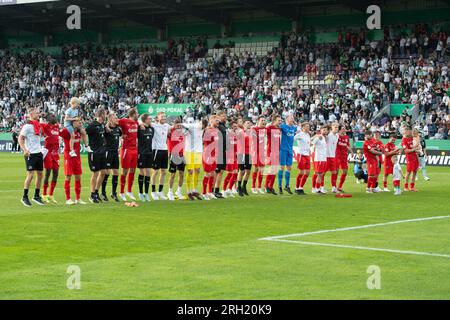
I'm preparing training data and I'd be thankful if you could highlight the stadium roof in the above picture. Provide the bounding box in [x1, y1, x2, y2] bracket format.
[0, 0, 448, 35]
[0, 0, 380, 33]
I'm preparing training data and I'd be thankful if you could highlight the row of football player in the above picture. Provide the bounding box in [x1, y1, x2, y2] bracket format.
[18, 107, 425, 206]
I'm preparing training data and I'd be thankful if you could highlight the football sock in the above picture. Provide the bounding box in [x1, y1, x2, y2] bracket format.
[193, 170, 199, 191]
[284, 171, 291, 188]
[23, 189, 29, 198]
[300, 174, 309, 188]
[127, 173, 135, 193]
[202, 176, 208, 194]
[43, 184, 48, 196]
[158, 185, 163, 192]
[269, 175, 276, 189]
[144, 176, 150, 194]
[102, 174, 109, 194]
[410, 182, 415, 189]
[373, 178, 378, 189]
[230, 173, 238, 189]
[252, 172, 257, 188]
[49, 181, 57, 196]
[264, 174, 272, 189]
[34, 188, 40, 198]
[312, 174, 317, 189]
[339, 174, 347, 189]
[120, 175, 126, 194]
[112, 175, 118, 195]
[64, 181, 70, 200]
[138, 175, 144, 194]
[186, 173, 192, 193]
[257, 171, 263, 188]
[208, 176, 215, 193]
[296, 174, 302, 189]
[277, 170, 283, 188]
[75, 180, 81, 200]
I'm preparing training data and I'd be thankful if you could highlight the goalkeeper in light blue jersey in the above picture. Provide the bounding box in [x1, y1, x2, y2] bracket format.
[278, 115, 297, 194]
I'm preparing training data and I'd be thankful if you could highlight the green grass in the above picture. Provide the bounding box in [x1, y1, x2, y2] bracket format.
[0, 153, 449, 300]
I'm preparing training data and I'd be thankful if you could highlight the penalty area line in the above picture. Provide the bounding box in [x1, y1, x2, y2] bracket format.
[258, 215, 450, 241]
[264, 239, 450, 259]
[258, 215, 450, 259]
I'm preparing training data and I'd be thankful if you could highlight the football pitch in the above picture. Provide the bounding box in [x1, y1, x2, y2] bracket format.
[0, 153, 449, 300]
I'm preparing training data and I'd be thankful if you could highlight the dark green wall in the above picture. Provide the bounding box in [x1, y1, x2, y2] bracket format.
[108, 27, 157, 42]
[167, 23, 221, 37]
[231, 18, 292, 34]
[302, 8, 450, 29]
[53, 30, 97, 45]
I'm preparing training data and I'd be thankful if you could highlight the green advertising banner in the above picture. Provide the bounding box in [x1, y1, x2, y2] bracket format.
[390, 104, 414, 117]
[136, 104, 193, 117]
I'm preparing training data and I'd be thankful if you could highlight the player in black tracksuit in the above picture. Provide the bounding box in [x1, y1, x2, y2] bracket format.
[85, 109, 107, 203]
[102, 113, 122, 202]
[214, 111, 228, 198]
[137, 114, 155, 201]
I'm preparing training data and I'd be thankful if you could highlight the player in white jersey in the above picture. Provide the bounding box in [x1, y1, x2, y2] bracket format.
[311, 126, 329, 194]
[325, 122, 339, 193]
[294, 122, 311, 195]
[183, 119, 208, 200]
[150, 112, 171, 200]
[19, 107, 45, 207]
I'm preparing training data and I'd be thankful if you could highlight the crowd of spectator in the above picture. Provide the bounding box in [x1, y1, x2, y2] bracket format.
[1, 22, 449, 142]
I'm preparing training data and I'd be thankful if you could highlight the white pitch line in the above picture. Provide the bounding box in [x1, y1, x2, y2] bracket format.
[267, 239, 450, 259]
[259, 215, 450, 259]
[259, 215, 450, 241]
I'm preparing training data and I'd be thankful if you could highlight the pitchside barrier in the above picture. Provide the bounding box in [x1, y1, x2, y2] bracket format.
[2, 133, 449, 167]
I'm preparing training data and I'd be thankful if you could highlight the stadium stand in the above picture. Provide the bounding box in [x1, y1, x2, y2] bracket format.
[0, 1, 449, 143]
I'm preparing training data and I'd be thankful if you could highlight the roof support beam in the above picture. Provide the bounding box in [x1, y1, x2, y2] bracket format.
[339, 0, 378, 13]
[236, 0, 301, 21]
[63, 0, 167, 29]
[142, 0, 228, 25]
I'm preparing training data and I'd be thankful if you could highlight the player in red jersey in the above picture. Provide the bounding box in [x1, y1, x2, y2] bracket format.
[265, 114, 282, 195]
[60, 119, 85, 205]
[363, 131, 383, 193]
[167, 119, 186, 201]
[382, 133, 401, 192]
[40, 113, 61, 203]
[222, 120, 239, 198]
[236, 120, 252, 197]
[335, 125, 353, 192]
[202, 115, 220, 200]
[373, 131, 384, 191]
[118, 108, 139, 201]
[401, 127, 420, 192]
[250, 116, 266, 194]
